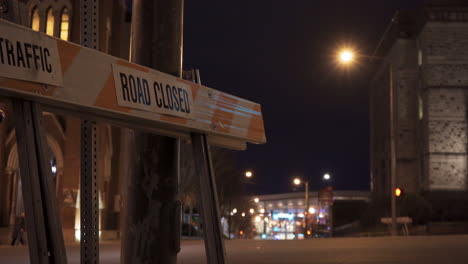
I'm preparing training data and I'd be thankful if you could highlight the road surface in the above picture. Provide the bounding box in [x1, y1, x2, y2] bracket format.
[1, 235, 467, 263]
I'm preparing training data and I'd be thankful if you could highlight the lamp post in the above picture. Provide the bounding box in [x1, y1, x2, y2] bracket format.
[293, 178, 310, 238]
[338, 49, 397, 236]
[227, 170, 255, 239]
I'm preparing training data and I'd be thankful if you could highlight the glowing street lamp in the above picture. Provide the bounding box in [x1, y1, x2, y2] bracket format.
[293, 177, 310, 238]
[249, 208, 255, 214]
[336, 46, 397, 236]
[293, 178, 301, 186]
[323, 173, 331, 181]
[338, 49, 355, 64]
[245, 171, 253, 178]
[254, 197, 260, 203]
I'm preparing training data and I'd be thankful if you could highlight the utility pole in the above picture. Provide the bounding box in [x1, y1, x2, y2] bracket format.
[121, 1, 183, 263]
[389, 63, 398, 236]
[304, 181, 309, 238]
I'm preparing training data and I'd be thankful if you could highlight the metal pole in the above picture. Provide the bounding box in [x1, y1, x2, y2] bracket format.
[305, 181, 309, 238]
[228, 199, 232, 239]
[389, 63, 397, 236]
[80, 1, 100, 263]
[80, 121, 99, 264]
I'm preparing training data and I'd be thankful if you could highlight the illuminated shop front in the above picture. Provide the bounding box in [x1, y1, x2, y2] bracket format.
[251, 193, 332, 240]
[222, 191, 369, 240]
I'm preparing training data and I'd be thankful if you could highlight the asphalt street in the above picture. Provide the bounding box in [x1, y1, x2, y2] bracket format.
[1, 235, 467, 263]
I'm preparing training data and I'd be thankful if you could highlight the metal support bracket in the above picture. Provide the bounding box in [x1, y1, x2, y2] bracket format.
[13, 99, 67, 264]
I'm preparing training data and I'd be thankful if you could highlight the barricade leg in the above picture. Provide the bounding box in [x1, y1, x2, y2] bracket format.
[13, 99, 67, 264]
[191, 133, 226, 264]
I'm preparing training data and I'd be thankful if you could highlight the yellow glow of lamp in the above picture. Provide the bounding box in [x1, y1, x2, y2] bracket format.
[395, 188, 402, 197]
[245, 171, 253, 178]
[339, 49, 355, 64]
[293, 178, 301, 185]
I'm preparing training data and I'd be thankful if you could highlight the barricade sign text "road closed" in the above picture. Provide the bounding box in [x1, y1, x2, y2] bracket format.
[112, 64, 194, 119]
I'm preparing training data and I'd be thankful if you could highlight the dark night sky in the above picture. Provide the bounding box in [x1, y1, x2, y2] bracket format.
[183, 0, 429, 194]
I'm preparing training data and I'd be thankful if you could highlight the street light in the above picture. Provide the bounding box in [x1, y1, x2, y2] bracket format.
[228, 171, 255, 240]
[254, 197, 260, 203]
[338, 49, 354, 64]
[293, 177, 310, 238]
[323, 173, 331, 181]
[337, 48, 397, 236]
[293, 178, 301, 185]
[308, 207, 316, 214]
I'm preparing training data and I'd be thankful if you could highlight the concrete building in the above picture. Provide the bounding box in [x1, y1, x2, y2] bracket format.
[0, 0, 131, 243]
[370, 0, 468, 204]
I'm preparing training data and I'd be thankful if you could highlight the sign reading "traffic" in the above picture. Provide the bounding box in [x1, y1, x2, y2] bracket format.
[112, 64, 193, 119]
[0, 22, 62, 87]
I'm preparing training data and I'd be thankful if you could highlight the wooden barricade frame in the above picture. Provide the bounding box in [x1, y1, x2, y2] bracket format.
[0, 4, 266, 263]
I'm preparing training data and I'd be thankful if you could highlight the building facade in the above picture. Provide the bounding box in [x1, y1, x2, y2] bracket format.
[370, 1, 468, 200]
[0, 0, 131, 243]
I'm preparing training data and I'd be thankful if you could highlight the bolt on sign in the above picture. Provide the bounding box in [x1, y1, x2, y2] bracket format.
[0, 20, 266, 150]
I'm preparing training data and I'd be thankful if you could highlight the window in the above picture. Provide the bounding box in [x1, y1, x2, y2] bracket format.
[60, 8, 70, 41]
[31, 7, 40, 31]
[46, 8, 54, 36]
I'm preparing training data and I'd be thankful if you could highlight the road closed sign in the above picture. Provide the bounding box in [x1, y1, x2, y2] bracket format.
[112, 64, 194, 119]
[0, 20, 266, 150]
[0, 21, 63, 87]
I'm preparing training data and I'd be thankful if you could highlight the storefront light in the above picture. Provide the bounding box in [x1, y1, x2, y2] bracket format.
[272, 213, 294, 220]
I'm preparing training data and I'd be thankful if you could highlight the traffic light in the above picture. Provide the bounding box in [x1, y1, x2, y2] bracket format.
[394, 188, 402, 197]
[0, 109, 5, 123]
